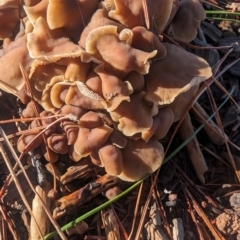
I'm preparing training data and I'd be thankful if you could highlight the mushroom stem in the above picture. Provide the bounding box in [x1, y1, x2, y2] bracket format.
[191, 102, 226, 145]
[179, 112, 208, 183]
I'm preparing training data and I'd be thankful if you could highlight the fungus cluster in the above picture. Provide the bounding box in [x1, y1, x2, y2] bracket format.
[0, 0, 212, 181]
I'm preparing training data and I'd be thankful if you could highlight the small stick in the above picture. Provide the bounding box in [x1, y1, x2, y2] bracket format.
[179, 112, 208, 183]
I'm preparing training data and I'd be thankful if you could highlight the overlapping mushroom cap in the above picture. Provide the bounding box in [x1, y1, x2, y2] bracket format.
[0, 0, 212, 182]
[169, 0, 206, 42]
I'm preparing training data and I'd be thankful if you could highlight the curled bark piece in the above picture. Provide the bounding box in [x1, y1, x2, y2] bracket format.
[179, 113, 208, 183]
[53, 174, 119, 219]
[60, 158, 95, 184]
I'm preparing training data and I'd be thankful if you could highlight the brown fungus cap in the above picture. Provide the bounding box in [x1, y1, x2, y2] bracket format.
[23, 0, 42, 7]
[50, 81, 72, 109]
[47, 0, 99, 40]
[65, 85, 106, 110]
[61, 121, 79, 145]
[3, 34, 27, 54]
[118, 139, 164, 182]
[47, 134, 68, 154]
[30, 110, 57, 137]
[85, 66, 103, 96]
[170, 0, 206, 42]
[110, 92, 153, 138]
[68, 145, 81, 162]
[131, 26, 167, 60]
[57, 58, 91, 83]
[142, 107, 174, 142]
[78, 111, 104, 129]
[41, 144, 59, 162]
[17, 132, 43, 153]
[85, 25, 157, 76]
[79, 6, 125, 48]
[29, 63, 66, 91]
[27, 17, 95, 63]
[23, 0, 48, 25]
[98, 143, 123, 176]
[109, 129, 127, 149]
[73, 124, 113, 160]
[94, 64, 133, 111]
[0, 46, 33, 98]
[21, 102, 36, 119]
[106, 0, 173, 33]
[0, 0, 19, 39]
[169, 85, 199, 122]
[124, 71, 145, 92]
[144, 43, 212, 110]
[60, 105, 87, 119]
[41, 75, 65, 111]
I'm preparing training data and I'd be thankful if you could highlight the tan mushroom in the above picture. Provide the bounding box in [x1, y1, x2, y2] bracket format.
[41, 144, 59, 162]
[123, 71, 145, 92]
[65, 85, 106, 110]
[118, 139, 164, 181]
[47, 0, 99, 40]
[90, 149, 103, 167]
[17, 132, 43, 153]
[79, 5, 125, 48]
[23, 0, 48, 25]
[29, 63, 66, 92]
[144, 43, 212, 121]
[27, 17, 95, 63]
[73, 123, 113, 160]
[61, 121, 80, 145]
[41, 75, 65, 111]
[109, 130, 127, 148]
[50, 81, 72, 109]
[131, 26, 167, 60]
[78, 111, 104, 129]
[142, 107, 174, 142]
[85, 69, 103, 98]
[110, 92, 153, 138]
[0, 0, 19, 39]
[57, 58, 92, 82]
[105, 0, 174, 33]
[98, 143, 123, 175]
[30, 110, 57, 137]
[3, 34, 27, 54]
[60, 105, 87, 119]
[0, 46, 33, 99]
[169, 0, 206, 42]
[94, 64, 133, 111]
[47, 133, 68, 154]
[85, 25, 157, 77]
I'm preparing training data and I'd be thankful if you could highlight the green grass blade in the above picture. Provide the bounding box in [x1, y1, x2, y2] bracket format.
[205, 10, 240, 16]
[43, 88, 234, 240]
[43, 176, 148, 239]
[206, 17, 240, 23]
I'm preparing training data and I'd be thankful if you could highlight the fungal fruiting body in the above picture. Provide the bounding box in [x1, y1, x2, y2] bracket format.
[0, 0, 212, 182]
